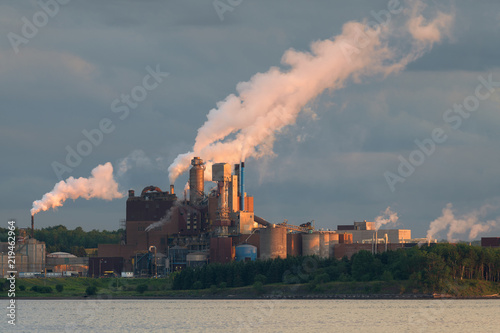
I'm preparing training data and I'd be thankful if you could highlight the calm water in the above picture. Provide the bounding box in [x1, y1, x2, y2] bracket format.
[1, 299, 499, 332]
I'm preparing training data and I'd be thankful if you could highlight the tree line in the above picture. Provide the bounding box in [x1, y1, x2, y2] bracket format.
[0, 226, 122, 256]
[172, 243, 500, 292]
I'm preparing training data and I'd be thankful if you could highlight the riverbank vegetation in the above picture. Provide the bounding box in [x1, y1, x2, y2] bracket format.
[2, 244, 499, 298]
[172, 244, 500, 296]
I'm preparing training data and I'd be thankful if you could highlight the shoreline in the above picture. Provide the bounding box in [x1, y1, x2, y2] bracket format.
[3, 294, 500, 301]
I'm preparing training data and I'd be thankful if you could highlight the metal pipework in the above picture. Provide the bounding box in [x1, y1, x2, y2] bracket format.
[31, 214, 34, 238]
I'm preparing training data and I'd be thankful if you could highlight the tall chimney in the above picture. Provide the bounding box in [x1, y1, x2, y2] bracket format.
[31, 214, 34, 238]
[234, 164, 240, 197]
[240, 162, 245, 211]
[170, 184, 175, 195]
[189, 157, 205, 205]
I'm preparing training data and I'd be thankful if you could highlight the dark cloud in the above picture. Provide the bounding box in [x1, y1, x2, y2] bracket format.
[1, 1, 500, 240]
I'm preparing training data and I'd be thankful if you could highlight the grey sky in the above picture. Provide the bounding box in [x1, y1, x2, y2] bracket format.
[1, 1, 500, 240]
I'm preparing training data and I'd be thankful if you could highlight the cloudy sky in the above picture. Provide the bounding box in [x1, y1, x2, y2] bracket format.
[1, 0, 500, 241]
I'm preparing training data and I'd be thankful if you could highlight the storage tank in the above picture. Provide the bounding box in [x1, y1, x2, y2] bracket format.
[302, 232, 320, 256]
[260, 226, 286, 260]
[319, 232, 329, 258]
[329, 233, 339, 258]
[329, 233, 339, 244]
[235, 244, 257, 262]
[287, 233, 302, 257]
[189, 157, 205, 205]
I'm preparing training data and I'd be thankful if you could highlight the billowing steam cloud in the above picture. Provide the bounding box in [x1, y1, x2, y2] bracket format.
[31, 163, 123, 215]
[427, 203, 499, 242]
[168, 1, 454, 184]
[374, 206, 399, 230]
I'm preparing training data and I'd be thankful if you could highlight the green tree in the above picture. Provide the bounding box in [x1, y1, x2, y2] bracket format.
[136, 284, 148, 293]
[351, 250, 375, 281]
[252, 281, 264, 294]
[85, 286, 98, 296]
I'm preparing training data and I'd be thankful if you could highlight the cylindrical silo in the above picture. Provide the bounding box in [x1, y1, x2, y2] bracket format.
[329, 233, 339, 258]
[235, 244, 257, 262]
[329, 233, 339, 244]
[287, 233, 302, 257]
[189, 157, 205, 205]
[259, 226, 287, 260]
[302, 232, 320, 256]
[319, 232, 329, 258]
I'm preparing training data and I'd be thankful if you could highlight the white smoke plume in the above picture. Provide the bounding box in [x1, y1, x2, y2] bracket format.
[145, 201, 199, 232]
[167, 1, 454, 184]
[31, 163, 123, 215]
[374, 206, 399, 230]
[184, 181, 190, 200]
[145, 202, 179, 232]
[427, 203, 499, 242]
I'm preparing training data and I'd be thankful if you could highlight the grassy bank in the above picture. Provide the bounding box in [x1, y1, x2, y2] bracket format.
[2, 277, 499, 299]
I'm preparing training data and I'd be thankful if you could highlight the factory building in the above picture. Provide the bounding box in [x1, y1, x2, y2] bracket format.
[336, 220, 411, 244]
[97, 157, 416, 276]
[97, 158, 260, 274]
[481, 237, 500, 247]
[45, 252, 89, 276]
[1, 235, 46, 277]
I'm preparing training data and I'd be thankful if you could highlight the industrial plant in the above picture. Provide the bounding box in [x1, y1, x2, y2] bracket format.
[2, 157, 500, 278]
[94, 157, 418, 277]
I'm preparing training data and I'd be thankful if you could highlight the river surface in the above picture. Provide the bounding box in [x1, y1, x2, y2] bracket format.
[1, 299, 499, 332]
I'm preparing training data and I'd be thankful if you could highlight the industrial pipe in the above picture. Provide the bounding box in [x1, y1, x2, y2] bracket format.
[254, 215, 271, 227]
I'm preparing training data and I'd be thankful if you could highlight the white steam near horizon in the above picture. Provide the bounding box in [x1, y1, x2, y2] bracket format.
[167, 1, 454, 185]
[427, 203, 500, 242]
[31, 163, 123, 215]
[374, 206, 399, 230]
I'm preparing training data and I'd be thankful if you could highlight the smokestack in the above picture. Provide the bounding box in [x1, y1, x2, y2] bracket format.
[31, 214, 34, 238]
[234, 164, 240, 197]
[189, 157, 205, 205]
[170, 184, 174, 195]
[240, 162, 245, 211]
